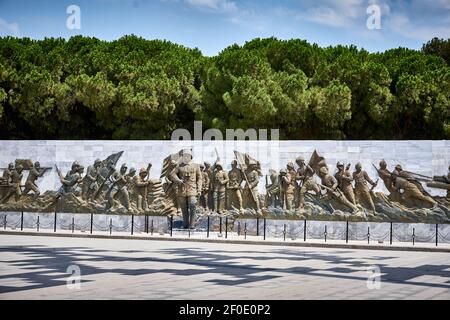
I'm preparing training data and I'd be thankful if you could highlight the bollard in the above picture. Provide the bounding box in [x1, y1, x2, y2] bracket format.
[3, 215, 6, 230]
[37, 216, 40, 232]
[256, 217, 259, 236]
[219, 216, 222, 235]
[72, 217, 75, 233]
[150, 219, 154, 236]
[283, 224, 286, 242]
[390, 222, 393, 245]
[345, 221, 349, 243]
[263, 218, 266, 240]
[90, 213, 93, 234]
[110, 218, 113, 235]
[324, 225, 327, 242]
[238, 222, 241, 236]
[412, 228, 415, 246]
[20, 212, 24, 231]
[225, 217, 228, 239]
[367, 227, 370, 244]
[244, 222, 247, 240]
[54, 211, 57, 232]
[436, 224, 438, 247]
[170, 216, 173, 237]
[131, 215, 134, 235]
[207, 216, 210, 238]
[303, 220, 306, 242]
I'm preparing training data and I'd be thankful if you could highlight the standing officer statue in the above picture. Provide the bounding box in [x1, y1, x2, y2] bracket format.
[170, 149, 202, 229]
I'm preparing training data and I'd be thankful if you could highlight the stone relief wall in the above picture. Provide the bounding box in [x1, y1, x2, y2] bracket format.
[0, 140, 449, 225]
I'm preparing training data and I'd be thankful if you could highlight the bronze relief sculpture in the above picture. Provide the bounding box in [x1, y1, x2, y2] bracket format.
[0, 148, 449, 227]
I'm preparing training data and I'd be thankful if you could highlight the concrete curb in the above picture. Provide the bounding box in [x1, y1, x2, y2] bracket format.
[1, 230, 449, 253]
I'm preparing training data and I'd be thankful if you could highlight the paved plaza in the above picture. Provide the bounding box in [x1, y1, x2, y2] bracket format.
[0, 234, 449, 300]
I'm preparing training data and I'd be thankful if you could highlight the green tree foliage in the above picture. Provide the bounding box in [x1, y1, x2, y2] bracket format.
[0, 35, 449, 139]
[422, 37, 450, 66]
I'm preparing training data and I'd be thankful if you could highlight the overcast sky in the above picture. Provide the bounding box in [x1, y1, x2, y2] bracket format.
[1, 0, 449, 55]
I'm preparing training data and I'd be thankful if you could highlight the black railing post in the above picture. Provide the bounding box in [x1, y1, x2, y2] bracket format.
[3, 215, 6, 230]
[238, 221, 241, 236]
[283, 224, 286, 242]
[436, 224, 438, 246]
[390, 222, 393, 245]
[54, 211, 57, 232]
[150, 219, 154, 236]
[367, 227, 370, 244]
[412, 228, 415, 246]
[219, 216, 223, 235]
[131, 214, 134, 235]
[170, 216, 173, 237]
[20, 212, 24, 231]
[303, 220, 307, 242]
[37, 216, 40, 232]
[90, 213, 93, 234]
[324, 225, 327, 242]
[256, 217, 259, 236]
[72, 217, 75, 233]
[109, 218, 112, 235]
[263, 218, 266, 240]
[244, 222, 247, 239]
[145, 214, 148, 233]
[225, 217, 228, 239]
[346, 221, 349, 243]
[207, 215, 210, 238]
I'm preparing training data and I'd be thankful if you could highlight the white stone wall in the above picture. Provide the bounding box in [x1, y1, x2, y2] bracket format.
[1, 140, 449, 196]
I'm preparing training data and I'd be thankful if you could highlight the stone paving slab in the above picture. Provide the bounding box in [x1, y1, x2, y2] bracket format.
[0, 234, 450, 300]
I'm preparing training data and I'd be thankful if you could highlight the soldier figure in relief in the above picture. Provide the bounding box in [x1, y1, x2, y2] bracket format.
[1, 164, 24, 203]
[82, 158, 102, 200]
[295, 156, 320, 209]
[353, 163, 377, 213]
[170, 149, 202, 229]
[1, 163, 14, 185]
[280, 162, 296, 210]
[265, 169, 280, 208]
[212, 161, 229, 214]
[319, 166, 358, 212]
[58, 161, 83, 195]
[204, 162, 213, 209]
[243, 160, 261, 214]
[227, 160, 244, 213]
[105, 163, 131, 211]
[199, 164, 210, 209]
[392, 175, 437, 207]
[376, 160, 400, 201]
[132, 167, 150, 212]
[334, 162, 356, 206]
[23, 161, 47, 198]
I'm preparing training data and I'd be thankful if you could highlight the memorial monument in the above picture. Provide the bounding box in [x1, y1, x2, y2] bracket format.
[0, 145, 449, 228]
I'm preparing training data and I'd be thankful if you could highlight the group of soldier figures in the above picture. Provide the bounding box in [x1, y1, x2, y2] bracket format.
[266, 158, 442, 214]
[0, 149, 449, 230]
[167, 149, 449, 228]
[0, 157, 155, 213]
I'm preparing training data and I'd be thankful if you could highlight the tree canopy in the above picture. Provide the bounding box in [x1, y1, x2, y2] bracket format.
[0, 35, 449, 140]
